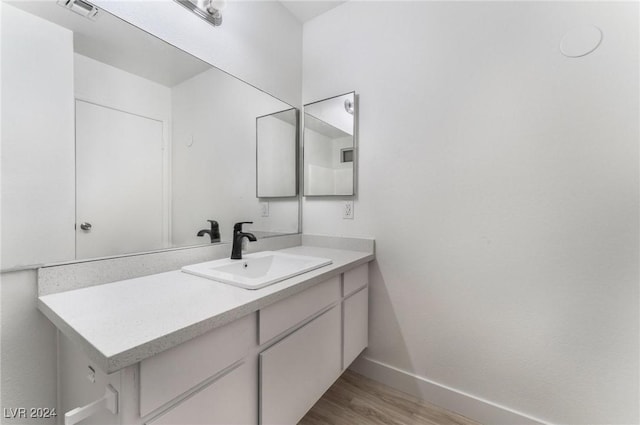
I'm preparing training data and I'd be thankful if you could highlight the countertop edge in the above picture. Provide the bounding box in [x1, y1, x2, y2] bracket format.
[37, 298, 112, 373]
[39, 250, 375, 374]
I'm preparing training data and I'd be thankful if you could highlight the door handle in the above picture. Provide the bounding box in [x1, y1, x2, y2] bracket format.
[80, 222, 92, 231]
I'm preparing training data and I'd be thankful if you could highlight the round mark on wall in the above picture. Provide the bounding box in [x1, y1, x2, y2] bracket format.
[560, 25, 603, 58]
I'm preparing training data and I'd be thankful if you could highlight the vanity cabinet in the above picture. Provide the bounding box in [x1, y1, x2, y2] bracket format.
[57, 262, 370, 425]
[58, 319, 258, 425]
[342, 263, 369, 368]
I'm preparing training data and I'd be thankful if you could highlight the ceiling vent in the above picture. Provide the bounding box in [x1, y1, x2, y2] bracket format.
[57, 0, 99, 21]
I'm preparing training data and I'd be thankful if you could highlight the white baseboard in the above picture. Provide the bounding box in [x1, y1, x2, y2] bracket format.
[349, 356, 549, 425]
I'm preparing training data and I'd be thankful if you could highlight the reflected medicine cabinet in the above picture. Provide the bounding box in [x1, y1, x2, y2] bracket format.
[303, 92, 356, 197]
[256, 108, 299, 197]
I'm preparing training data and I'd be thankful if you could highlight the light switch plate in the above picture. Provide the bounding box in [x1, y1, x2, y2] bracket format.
[261, 201, 269, 217]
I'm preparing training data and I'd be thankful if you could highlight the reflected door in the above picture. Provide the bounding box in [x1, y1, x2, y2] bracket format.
[76, 100, 165, 259]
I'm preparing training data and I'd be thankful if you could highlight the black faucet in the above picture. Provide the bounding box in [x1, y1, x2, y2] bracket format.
[197, 220, 221, 243]
[231, 222, 257, 259]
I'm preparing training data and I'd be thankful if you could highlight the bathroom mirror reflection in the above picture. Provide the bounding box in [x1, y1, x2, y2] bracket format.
[1, 1, 299, 269]
[303, 92, 356, 196]
[256, 108, 298, 198]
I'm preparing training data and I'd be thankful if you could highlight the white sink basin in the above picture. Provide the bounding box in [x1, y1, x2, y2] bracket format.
[181, 251, 333, 289]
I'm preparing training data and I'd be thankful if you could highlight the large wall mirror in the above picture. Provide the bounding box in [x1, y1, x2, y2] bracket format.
[303, 92, 356, 196]
[1, 0, 299, 269]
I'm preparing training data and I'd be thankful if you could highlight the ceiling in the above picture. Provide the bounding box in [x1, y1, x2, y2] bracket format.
[279, 1, 347, 23]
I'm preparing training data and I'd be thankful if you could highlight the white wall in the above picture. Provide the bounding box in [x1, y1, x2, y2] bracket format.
[303, 2, 639, 424]
[95, 0, 302, 107]
[1, 3, 75, 269]
[1, 271, 58, 425]
[1, 7, 74, 422]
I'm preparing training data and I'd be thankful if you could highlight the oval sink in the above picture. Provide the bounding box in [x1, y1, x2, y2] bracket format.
[181, 251, 332, 289]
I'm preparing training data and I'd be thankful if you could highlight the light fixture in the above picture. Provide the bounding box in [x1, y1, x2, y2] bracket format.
[344, 98, 354, 115]
[57, 0, 99, 20]
[175, 0, 227, 27]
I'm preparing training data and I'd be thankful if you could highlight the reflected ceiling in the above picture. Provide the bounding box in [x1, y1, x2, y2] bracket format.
[8, 1, 210, 86]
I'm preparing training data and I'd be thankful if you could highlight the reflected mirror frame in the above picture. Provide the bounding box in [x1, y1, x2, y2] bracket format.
[302, 91, 357, 197]
[255, 107, 300, 198]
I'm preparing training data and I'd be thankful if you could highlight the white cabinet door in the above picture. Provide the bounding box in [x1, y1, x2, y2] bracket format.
[140, 314, 256, 416]
[147, 360, 257, 425]
[260, 306, 341, 425]
[343, 263, 368, 297]
[343, 286, 368, 369]
[259, 276, 340, 345]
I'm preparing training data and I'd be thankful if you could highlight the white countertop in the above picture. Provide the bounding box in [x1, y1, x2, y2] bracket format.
[38, 245, 374, 373]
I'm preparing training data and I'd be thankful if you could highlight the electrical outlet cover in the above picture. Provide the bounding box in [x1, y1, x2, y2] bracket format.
[343, 200, 354, 219]
[261, 201, 269, 217]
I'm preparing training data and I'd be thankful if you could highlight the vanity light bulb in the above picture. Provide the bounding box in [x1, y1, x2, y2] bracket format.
[178, 0, 224, 26]
[210, 0, 227, 11]
[344, 99, 354, 115]
[195, 0, 209, 11]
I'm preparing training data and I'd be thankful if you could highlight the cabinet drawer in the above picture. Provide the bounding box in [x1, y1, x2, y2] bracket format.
[140, 314, 256, 416]
[147, 360, 257, 425]
[343, 263, 368, 297]
[343, 286, 368, 369]
[260, 306, 341, 425]
[259, 277, 340, 345]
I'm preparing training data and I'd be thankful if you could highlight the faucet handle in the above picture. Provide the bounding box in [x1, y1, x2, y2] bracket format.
[233, 221, 253, 232]
[208, 220, 220, 239]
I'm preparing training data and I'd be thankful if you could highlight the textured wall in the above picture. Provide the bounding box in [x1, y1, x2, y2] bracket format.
[1, 270, 58, 425]
[302, 2, 639, 423]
